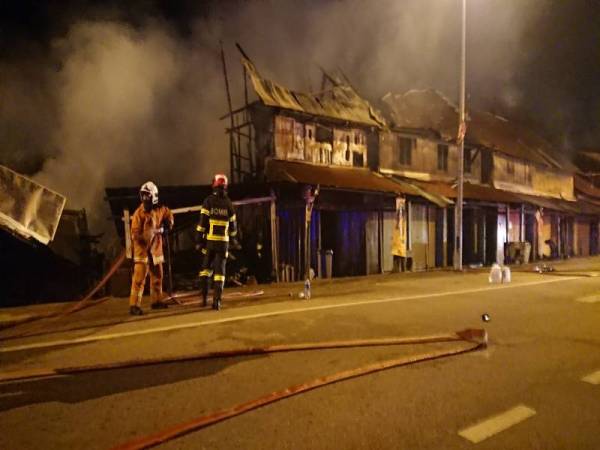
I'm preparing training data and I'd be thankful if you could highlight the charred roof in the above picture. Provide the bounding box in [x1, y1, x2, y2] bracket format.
[382, 89, 576, 172]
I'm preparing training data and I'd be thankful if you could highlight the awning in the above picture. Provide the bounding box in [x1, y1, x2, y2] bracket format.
[265, 159, 419, 196]
[0, 164, 66, 244]
[412, 181, 522, 204]
[388, 176, 453, 207]
[411, 179, 600, 215]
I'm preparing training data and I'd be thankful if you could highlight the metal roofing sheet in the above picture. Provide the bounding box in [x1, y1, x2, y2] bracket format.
[265, 159, 418, 196]
[0, 164, 66, 244]
[244, 59, 386, 128]
[575, 175, 600, 199]
[412, 180, 597, 215]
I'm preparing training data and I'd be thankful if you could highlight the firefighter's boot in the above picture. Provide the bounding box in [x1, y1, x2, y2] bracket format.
[200, 277, 209, 307]
[129, 305, 143, 316]
[213, 284, 223, 311]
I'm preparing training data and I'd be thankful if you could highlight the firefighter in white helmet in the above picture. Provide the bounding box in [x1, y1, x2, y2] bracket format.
[129, 181, 174, 315]
[196, 174, 237, 310]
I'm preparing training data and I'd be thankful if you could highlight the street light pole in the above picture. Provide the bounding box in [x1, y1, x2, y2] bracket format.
[454, 0, 466, 271]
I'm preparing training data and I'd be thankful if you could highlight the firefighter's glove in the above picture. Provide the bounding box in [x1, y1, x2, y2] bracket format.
[231, 238, 242, 251]
[162, 219, 172, 232]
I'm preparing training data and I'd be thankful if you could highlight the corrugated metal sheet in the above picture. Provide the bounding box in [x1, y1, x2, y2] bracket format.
[389, 176, 452, 207]
[244, 59, 386, 128]
[575, 175, 600, 199]
[265, 159, 418, 196]
[412, 181, 522, 204]
[0, 164, 66, 244]
[413, 179, 600, 215]
[383, 89, 569, 170]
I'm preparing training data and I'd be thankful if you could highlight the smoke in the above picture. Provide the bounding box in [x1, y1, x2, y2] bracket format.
[33, 20, 228, 231]
[1, 0, 598, 237]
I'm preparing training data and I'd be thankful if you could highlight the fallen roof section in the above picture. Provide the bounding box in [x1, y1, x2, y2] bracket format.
[243, 58, 387, 128]
[0, 164, 66, 245]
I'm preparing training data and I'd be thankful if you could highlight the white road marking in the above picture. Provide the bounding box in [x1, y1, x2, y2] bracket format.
[582, 369, 600, 385]
[0, 391, 23, 398]
[458, 405, 536, 444]
[0, 276, 578, 353]
[575, 295, 600, 303]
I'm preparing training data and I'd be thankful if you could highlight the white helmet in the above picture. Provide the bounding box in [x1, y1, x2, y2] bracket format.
[140, 181, 159, 205]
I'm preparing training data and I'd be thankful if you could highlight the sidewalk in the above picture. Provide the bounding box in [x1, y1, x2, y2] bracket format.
[2, 255, 600, 342]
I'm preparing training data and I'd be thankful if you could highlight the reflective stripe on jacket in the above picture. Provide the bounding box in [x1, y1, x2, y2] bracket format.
[197, 193, 237, 243]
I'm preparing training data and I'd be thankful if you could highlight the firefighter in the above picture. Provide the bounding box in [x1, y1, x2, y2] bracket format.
[129, 181, 174, 316]
[196, 174, 237, 310]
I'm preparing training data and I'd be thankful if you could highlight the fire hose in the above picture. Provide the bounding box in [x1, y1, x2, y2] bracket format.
[0, 329, 487, 449]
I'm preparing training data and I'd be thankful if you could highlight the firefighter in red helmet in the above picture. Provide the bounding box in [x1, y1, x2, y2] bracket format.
[196, 174, 237, 310]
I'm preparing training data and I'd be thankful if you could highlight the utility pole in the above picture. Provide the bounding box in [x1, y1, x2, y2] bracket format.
[454, 0, 466, 271]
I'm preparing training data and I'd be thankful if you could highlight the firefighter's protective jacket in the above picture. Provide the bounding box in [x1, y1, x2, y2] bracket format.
[196, 192, 237, 247]
[131, 204, 174, 265]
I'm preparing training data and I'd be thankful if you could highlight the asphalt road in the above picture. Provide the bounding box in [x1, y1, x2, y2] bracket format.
[1, 261, 600, 450]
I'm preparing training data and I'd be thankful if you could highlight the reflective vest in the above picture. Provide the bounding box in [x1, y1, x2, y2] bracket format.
[196, 193, 237, 243]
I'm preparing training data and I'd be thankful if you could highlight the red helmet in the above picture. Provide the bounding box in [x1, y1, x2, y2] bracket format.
[212, 174, 228, 189]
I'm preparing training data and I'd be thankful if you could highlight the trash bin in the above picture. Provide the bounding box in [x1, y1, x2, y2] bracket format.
[325, 249, 333, 279]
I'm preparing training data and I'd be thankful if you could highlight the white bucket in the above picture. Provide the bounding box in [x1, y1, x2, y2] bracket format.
[502, 266, 511, 283]
[489, 263, 502, 284]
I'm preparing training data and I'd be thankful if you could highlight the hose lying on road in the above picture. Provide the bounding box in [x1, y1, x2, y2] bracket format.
[110, 330, 486, 450]
[1, 249, 126, 330]
[0, 328, 487, 449]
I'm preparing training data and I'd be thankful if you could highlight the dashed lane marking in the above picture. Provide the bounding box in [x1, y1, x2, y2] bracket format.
[575, 295, 600, 303]
[582, 369, 600, 385]
[0, 276, 579, 353]
[458, 405, 536, 444]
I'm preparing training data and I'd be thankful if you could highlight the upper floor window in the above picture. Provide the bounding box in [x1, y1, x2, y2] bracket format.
[525, 165, 532, 184]
[345, 135, 351, 162]
[437, 144, 449, 172]
[398, 137, 414, 166]
[506, 159, 515, 175]
[464, 147, 473, 173]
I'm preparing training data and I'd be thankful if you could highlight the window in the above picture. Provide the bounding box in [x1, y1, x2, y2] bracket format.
[525, 165, 532, 184]
[464, 147, 472, 174]
[353, 151, 364, 167]
[398, 137, 414, 166]
[346, 136, 351, 161]
[437, 144, 448, 172]
[506, 159, 515, 175]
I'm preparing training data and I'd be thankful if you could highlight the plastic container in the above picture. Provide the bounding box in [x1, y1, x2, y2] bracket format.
[489, 263, 502, 284]
[502, 266, 511, 283]
[304, 278, 311, 300]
